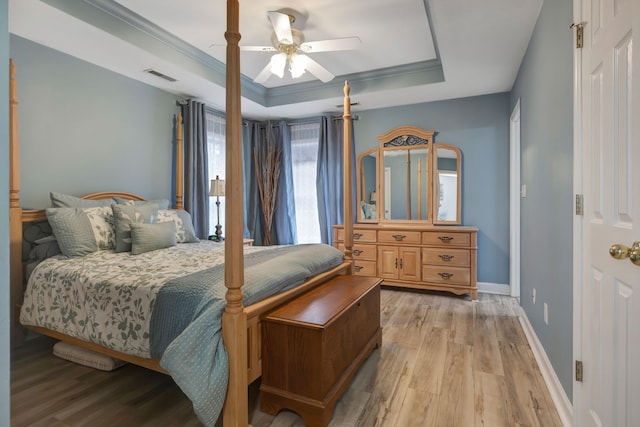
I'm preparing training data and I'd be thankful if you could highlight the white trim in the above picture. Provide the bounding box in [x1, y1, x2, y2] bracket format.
[477, 281, 510, 295]
[572, 0, 584, 423]
[510, 100, 522, 299]
[519, 309, 573, 426]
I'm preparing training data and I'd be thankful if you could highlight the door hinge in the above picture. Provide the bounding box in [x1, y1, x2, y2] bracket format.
[575, 360, 583, 382]
[576, 194, 584, 216]
[570, 23, 584, 49]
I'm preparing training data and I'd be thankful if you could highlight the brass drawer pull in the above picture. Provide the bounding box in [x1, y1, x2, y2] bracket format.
[353, 233, 363, 239]
[392, 234, 406, 241]
[353, 249, 363, 256]
[400, 259, 403, 269]
[438, 254, 454, 262]
[438, 272, 454, 280]
[354, 265, 363, 272]
[438, 236, 454, 243]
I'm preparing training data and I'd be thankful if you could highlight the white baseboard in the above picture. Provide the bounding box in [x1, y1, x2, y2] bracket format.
[518, 310, 573, 426]
[478, 281, 510, 295]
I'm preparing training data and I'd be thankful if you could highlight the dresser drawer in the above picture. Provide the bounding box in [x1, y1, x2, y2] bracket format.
[336, 228, 377, 243]
[352, 244, 376, 260]
[378, 230, 421, 244]
[352, 260, 377, 276]
[422, 231, 471, 247]
[422, 248, 470, 267]
[422, 265, 471, 286]
[335, 243, 376, 260]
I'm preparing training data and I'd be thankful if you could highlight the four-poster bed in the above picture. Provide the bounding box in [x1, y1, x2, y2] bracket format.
[8, 1, 361, 425]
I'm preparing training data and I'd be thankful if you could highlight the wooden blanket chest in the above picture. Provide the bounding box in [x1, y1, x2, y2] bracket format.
[260, 275, 382, 427]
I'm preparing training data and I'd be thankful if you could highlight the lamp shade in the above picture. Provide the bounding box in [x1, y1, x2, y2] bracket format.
[210, 176, 225, 197]
[290, 54, 308, 78]
[270, 54, 286, 78]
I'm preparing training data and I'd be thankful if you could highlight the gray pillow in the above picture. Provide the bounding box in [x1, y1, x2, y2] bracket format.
[50, 191, 114, 208]
[112, 203, 159, 253]
[130, 221, 177, 255]
[45, 206, 116, 257]
[114, 197, 171, 210]
[157, 209, 199, 243]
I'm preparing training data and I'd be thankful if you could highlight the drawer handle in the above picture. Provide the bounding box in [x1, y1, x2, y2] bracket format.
[353, 249, 363, 256]
[354, 265, 363, 272]
[438, 272, 454, 280]
[438, 254, 454, 262]
[399, 259, 403, 269]
[353, 233, 363, 239]
[395, 258, 398, 269]
[392, 234, 406, 241]
[438, 236, 454, 243]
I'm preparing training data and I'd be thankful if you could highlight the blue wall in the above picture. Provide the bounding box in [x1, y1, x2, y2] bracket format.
[354, 93, 511, 285]
[511, 0, 574, 399]
[1, 0, 10, 423]
[10, 35, 180, 209]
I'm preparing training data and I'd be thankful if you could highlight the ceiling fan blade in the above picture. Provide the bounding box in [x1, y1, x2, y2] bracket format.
[210, 43, 276, 52]
[300, 37, 361, 53]
[303, 55, 335, 83]
[240, 46, 277, 52]
[253, 62, 273, 84]
[268, 11, 293, 44]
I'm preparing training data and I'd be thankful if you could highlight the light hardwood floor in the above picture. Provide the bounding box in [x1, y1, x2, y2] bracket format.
[11, 289, 563, 427]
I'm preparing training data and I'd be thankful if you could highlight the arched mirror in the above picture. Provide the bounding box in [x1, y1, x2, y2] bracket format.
[357, 148, 378, 222]
[378, 126, 435, 223]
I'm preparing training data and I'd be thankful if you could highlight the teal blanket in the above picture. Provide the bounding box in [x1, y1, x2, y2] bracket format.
[153, 244, 344, 426]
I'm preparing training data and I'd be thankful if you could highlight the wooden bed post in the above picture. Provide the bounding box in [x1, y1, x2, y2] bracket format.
[175, 112, 184, 210]
[9, 58, 24, 347]
[343, 81, 354, 271]
[222, 0, 248, 426]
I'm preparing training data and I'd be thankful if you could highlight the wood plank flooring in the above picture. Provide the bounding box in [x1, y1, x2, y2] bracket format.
[10, 289, 563, 426]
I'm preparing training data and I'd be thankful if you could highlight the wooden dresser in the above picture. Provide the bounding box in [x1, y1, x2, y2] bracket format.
[261, 275, 382, 427]
[334, 224, 478, 300]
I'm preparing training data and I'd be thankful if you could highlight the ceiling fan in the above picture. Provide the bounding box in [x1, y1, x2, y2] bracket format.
[242, 11, 361, 84]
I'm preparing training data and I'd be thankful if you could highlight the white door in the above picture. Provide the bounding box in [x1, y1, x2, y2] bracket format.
[577, 0, 640, 425]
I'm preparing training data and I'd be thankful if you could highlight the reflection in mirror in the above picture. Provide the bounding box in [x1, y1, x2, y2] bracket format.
[357, 149, 378, 222]
[383, 148, 430, 220]
[434, 144, 461, 224]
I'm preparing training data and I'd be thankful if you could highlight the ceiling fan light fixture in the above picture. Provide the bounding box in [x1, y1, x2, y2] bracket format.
[270, 53, 286, 78]
[290, 54, 308, 78]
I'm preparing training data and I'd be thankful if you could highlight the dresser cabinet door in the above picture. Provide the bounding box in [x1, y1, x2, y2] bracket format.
[377, 246, 399, 279]
[398, 247, 421, 281]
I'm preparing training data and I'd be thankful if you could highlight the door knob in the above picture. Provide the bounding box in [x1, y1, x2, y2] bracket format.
[609, 241, 640, 266]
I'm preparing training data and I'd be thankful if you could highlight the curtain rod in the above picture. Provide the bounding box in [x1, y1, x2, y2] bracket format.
[242, 115, 359, 127]
[179, 100, 359, 125]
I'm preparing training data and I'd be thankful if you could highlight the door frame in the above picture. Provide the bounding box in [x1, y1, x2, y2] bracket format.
[572, 0, 584, 422]
[509, 99, 522, 299]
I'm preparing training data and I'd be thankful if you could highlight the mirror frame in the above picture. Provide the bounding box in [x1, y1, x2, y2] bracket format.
[356, 148, 379, 223]
[378, 126, 435, 223]
[354, 125, 463, 225]
[432, 142, 462, 225]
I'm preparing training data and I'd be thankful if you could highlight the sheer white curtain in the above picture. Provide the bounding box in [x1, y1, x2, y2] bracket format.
[290, 122, 321, 243]
[206, 112, 226, 237]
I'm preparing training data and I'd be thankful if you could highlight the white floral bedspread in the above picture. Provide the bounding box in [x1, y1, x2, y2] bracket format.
[19, 241, 271, 358]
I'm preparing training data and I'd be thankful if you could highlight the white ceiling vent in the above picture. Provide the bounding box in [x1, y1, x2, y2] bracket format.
[143, 68, 177, 82]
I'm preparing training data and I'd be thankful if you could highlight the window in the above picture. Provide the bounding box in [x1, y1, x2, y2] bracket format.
[206, 112, 226, 237]
[290, 122, 321, 243]
[206, 116, 321, 244]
